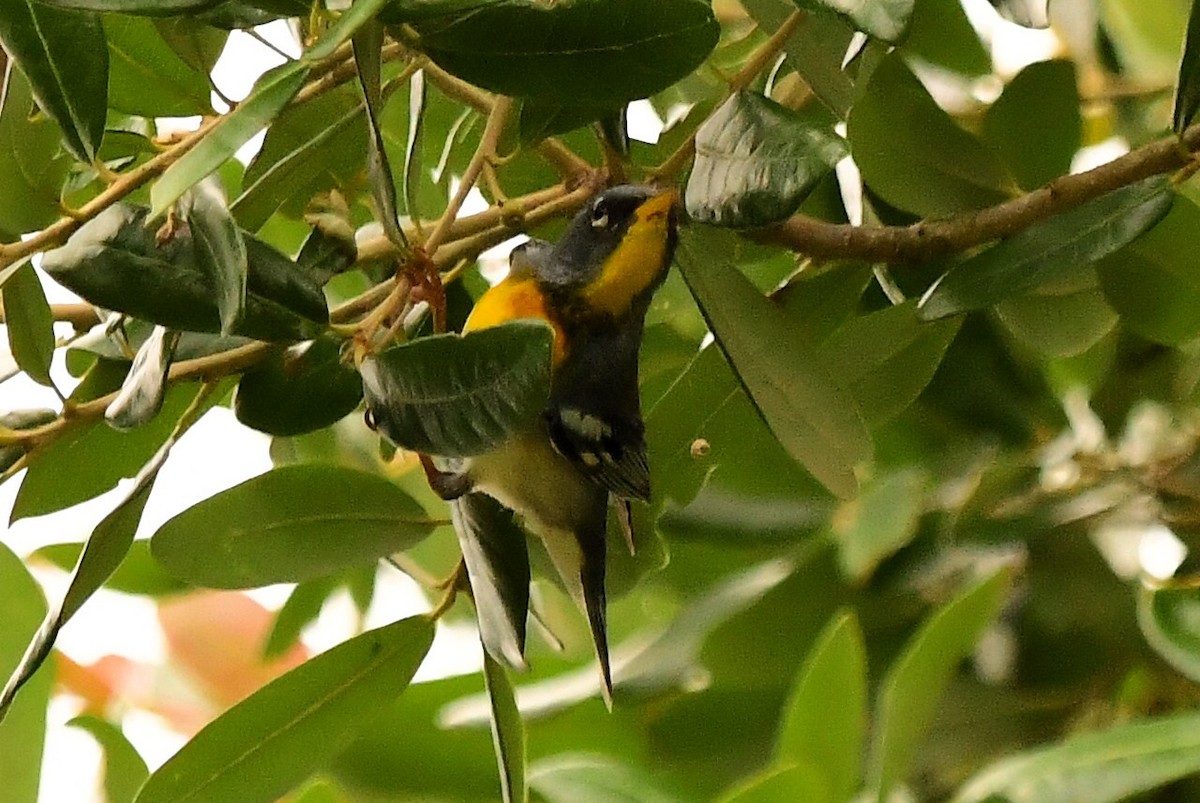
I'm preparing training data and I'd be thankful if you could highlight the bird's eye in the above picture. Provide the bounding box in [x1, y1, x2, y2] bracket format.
[590, 202, 609, 230]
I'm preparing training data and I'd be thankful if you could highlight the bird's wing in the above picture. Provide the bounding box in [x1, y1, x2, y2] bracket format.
[546, 405, 650, 502]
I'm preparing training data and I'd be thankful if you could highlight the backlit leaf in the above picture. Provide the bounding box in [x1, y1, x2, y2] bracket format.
[68, 716, 148, 803]
[104, 14, 214, 117]
[1, 262, 55, 387]
[0, 542, 50, 797]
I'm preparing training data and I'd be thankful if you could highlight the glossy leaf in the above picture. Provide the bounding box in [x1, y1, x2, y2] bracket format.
[848, 54, 1014, 217]
[451, 491, 530, 670]
[676, 228, 871, 499]
[0, 1, 107, 162]
[796, 0, 913, 42]
[2, 263, 56, 387]
[831, 467, 927, 582]
[69, 716, 149, 803]
[919, 176, 1174, 320]
[951, 710, 1200, 803]
[686, 91, 846, 228]
[33, 540, 187, 597]
[776, 611, 867, 802]
[354, 21, 408, 250]
[408, 0, 719, 105]
[104, 14, 214, 117]
[180, 179, 248, 335]
[360, 321, 554, 458]
[869, 565, 1014, 800]
[104, 326, 181, 431]
[235, 338, 362, 437]
[983, 60, 1082, 191]
[0, 543, 50, 797]
[483, 653, 527, 803]
[135, 616, 434, 803]
[0, 433, 173, 719]
[0, 67, 72, 235]
[150, 463, 437, 588]
[151, 62, 310, 217]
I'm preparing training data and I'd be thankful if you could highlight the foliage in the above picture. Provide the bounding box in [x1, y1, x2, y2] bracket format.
[4, 0, 1200, 801]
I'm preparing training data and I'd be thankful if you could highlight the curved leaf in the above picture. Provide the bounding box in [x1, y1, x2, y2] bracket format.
[407, 0, 719, 105]
[68, 716, 149, 803]
[33, 540, 187, 597]
[360, 321, 554, 458]
[0, 0, 107, 162]
[180, 178, 248, 335]
[354, 20, 407, 250]
[150, 463, 438, 588]
[686, 91, 846, 228]
[234, 337, 362, 436]
[104, 325, 181, 431]
[1138, 585, 1200, 684]
[135, 615, 435, 803]
[2, 262, 55, 388]
[104, 14, 214, 117]
[483, 653, 527, 803]
[0, 68, 72, 235]
[0, 543, 50, 798]
[983, 59, 1081, 191]
[796, 0, 913, 42]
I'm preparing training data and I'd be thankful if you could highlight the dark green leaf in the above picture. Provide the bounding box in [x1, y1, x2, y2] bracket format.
[244, 235, 329, 323]
[264, 577, 338, 658]
[36, 0, 223, 12]
[2, 262, 56, 387]
[0, 432, 173, 720]
[152, 62, 310, 216]
[720, 764, 833, 803]
[0, 67, 72, 235]
[33, 540, 188, 597]
[848, 54, 1014, 217]
[234, 337, 362, 436]
[951, 710, 1200, 803]
[0, 542, 50, 797]
[451, 491, 530, 670]
[68, 716, 149, 803]
[153, 17, 228, 73]
[796, 0, 912, 42]
[776, 611, 866, 803]
[1138, 585, 1200, 683]
[360, 321, 554, 458]
[741, 0, 855, 116]
[919, 177, 1174, 319]
[354, 21, 408, 250]
[135, 616, 434, 803]
[831, 467, 927, 582]
[901, 0, 991, 77]
[181, 178, 248, 334]
[150, 463, 437, 588]
[483, 653, 527, 803]
[1177, 1, 1200, 132]
[817, 302, 960, 426]
[104, 14, 214, 117]
[869, 565, 1014, 800]
[104, 326, 181, 431]
[517, 100, 610, 146]
[983, 60, 1082, 190]
[0, 1, 107, 161]
[407, 0, 719, 105]
[685, 91, 846, 228]
[676, 228, 871, 499]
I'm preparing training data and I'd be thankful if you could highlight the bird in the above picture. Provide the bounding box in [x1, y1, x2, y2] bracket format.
[438, 184, 679, 707]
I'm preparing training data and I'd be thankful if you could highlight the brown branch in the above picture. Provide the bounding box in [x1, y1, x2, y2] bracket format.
[0, 303, 101, 330]
[765, 123, 1200, 263]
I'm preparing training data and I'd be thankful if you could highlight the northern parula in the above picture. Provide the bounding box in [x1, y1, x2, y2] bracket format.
[440, 184, 679, 706]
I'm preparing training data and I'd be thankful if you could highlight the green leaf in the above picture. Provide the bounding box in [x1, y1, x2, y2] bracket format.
[32, 540, 187, 597]
[1138, 585, 1200, 684]
[12, 381, 211, 521]
[987, 0, 1048, 27]
[919, 177, 1174, 320]
[951, 710, 1200, 803]
[1176, 0, 1200, 132]
[817, 301, 960, 427]
[451, 492, 530, 670]
[1097, 193, 1200, 344]
[264, 577, 338, 659]
[0, 1, 107, 162]
[901, 0, 991, 77]
[796, 0, 913, 42]
[831, 467, 927, 583]
[483, 653, 527, 803]
[180, 178, 248, 334]
[360, 321, 554, 458]
[235, 337, 362, 437]
[68, 716, 149, 803]
[983, 60, 1082, 191]
[302, 0, 393, 63]
[529, 754, 686, 803]
[104, 14, 214, 117]
[0, 67, 72, 236]
[517, 100, 609, 146]
[402, 68, 427, 224]
[720, 764, 833, 803]
[104, 325, 181, 431]
[354, 21, 408, 250]
[869, 565, 1014, 800]
[776, 611, 867, 802]
[151, 62, 310, 217]
[407, 0, 719, 105]
[741, 0, 855, 116]
[848, 53, 1014, 217]
[135, 615, 434, 803]
[150, 463, 437, 588]
[995, 283, 1117, 358]
[685, 91, 846, 228]
[0, 431, 174, 720]
[0, 542, 50, 801]
[36, 0, 223, 12]
[676, 228, 871, 499]
[2, 262, 56, 387]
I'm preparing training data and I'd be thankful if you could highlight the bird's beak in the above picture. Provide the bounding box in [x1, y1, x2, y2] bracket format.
[634, 188, 679, 224]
